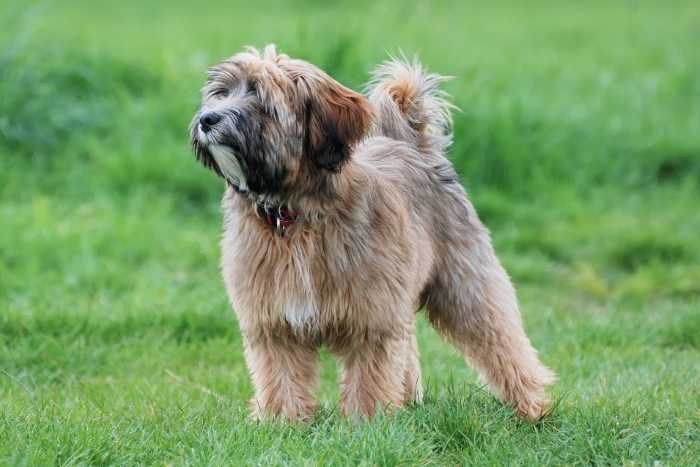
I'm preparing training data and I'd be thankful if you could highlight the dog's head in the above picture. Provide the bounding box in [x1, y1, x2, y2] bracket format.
[190, 45, 372, 199]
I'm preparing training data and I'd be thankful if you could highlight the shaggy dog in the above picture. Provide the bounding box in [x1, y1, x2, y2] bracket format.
[190, 45, 555, 421]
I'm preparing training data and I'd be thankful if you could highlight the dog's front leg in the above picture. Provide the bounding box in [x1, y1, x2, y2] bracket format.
[403, 329, 423, 405]
[338, 333, 409, 418]
[243, 334, 318, 422]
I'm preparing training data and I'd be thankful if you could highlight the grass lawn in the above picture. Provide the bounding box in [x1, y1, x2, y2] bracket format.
[1, 0, 699, 464]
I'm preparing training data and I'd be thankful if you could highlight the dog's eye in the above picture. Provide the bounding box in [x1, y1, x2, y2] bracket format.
[246, 80, 257, 95]
[209, 87, 228, 98]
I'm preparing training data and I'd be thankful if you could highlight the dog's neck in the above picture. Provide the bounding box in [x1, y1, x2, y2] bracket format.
[254, 199, 303, 236]
[231, 158, 368, 237]
[228, 186, 297, 237]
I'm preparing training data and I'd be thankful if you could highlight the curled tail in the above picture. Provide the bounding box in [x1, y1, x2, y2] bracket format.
[366, 56, 455, 154]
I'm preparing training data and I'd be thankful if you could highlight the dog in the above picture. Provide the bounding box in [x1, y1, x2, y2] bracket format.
[190, 45, 555, 422]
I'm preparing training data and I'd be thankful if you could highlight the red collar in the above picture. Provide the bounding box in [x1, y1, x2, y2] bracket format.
[256, 203, 302, 236]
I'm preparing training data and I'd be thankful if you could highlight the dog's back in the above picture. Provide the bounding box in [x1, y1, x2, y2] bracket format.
[363, 56, 462, 211]
[360, 58, 467, 247]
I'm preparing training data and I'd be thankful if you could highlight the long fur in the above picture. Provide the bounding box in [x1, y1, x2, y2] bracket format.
[190, 45, 555, 422]
[366, 55, 454, 154]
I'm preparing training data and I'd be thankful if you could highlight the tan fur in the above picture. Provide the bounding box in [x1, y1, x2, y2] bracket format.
[191, 45, 555, 422]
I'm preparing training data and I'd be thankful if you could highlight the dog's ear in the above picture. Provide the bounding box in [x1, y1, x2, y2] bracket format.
[299, 74, 373, 171]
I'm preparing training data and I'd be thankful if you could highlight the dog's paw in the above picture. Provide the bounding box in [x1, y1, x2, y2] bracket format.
[515, 396, 553, 422]
[248, 397, 315, 423]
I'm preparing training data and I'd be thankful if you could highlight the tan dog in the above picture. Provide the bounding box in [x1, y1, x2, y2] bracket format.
[190, 45, 555, 422]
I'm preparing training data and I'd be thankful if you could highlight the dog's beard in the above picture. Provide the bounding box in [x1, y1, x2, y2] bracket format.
[196, 125, 248, 192]
[209, 144, 248, 192]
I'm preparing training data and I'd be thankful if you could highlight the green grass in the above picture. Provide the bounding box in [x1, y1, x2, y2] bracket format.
[1, 0, 699, 464]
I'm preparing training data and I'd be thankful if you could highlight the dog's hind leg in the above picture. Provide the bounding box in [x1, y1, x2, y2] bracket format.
[424, 234, 556, 421]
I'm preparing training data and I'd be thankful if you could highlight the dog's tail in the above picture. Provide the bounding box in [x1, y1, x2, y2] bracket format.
[366, 55, 455, 155]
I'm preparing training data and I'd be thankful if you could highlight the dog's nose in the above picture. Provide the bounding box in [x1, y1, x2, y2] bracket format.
[199, 112, 222, 132]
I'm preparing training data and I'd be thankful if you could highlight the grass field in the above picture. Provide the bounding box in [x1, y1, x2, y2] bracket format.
[1, 0, 699, 464]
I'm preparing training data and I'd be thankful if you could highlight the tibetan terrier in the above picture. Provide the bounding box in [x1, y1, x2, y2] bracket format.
[190, 45, 555, 421]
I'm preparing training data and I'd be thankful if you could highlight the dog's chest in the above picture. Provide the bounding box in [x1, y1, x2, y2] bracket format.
[279, 255, 321, 333]
[223, 211, 352, 336]
[282, 299, 319, 333]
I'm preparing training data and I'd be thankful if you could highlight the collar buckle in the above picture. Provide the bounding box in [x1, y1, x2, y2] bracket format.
[256, 201, 301, 237]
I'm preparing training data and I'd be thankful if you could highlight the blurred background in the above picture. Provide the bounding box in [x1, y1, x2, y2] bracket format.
[1, 0, 698, 464]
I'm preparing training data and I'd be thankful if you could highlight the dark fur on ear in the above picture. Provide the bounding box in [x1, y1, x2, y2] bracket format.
[305, 86, 372, 171]
[295, 73, 373, 171]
